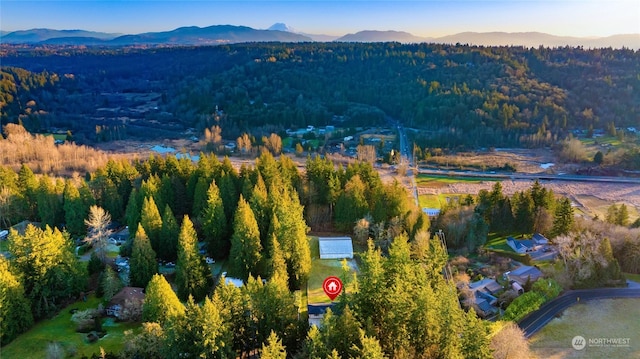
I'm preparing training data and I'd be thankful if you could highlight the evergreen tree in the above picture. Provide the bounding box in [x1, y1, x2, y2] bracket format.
[356, 333, 387, 359]
[140, 196, 163, 253]
[191, 176, 210, 218]
[101, 265, 122, 302]
[124, 188, 141, 232]
[63, 180, 90, 239]
[158, 174, 175, 216]
[37, 175, 62, 227]
[272, 186, 312, 289]
[158, 205, 179, 262]
[142, 274, 184, 325]
[617, 203, 630, 226]
[8, 225, 86, 319]
[17, 164, 38, 220]
[0, 257, 34, 344]
[244, 275, 298, 352]
[269, 233, 289, 287]
[249, 173, 270, 246]
[513, 191, 535, 233]
[551, 197, 574, 237]
[335, 175, 369, 231]
[129, 224, 158, 288]
[230, 195, 262, 280]
[261, 331, 287, 359]
[202, 180, 229, 259]
[460, 311, 492, 359]
[175, 215, 212, 301]
[218, 172, 240, 226]
[164, 295, 234, 359]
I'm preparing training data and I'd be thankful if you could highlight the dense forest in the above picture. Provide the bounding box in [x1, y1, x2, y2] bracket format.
[1, 43, 638, 148]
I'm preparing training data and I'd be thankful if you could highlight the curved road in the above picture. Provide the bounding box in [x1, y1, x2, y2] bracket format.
[518, 287, 640, 338]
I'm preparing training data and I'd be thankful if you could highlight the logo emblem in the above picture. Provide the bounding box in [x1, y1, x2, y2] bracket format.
[572, 336, 586, 350]
[322, 276, 343, 300]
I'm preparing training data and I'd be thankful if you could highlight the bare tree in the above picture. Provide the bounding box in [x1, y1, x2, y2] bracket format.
[357, 144, 377, 164]
[490, 322, 532, 359]
[236, 133, 252, 155]
[84, 205, 112, 263]
[262, 133, 282, 155]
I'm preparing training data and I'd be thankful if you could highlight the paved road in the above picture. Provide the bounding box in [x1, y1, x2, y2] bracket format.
[418, 168, 640, 184]
[518, 287, 640, 338]
[392, 118, 419, 206]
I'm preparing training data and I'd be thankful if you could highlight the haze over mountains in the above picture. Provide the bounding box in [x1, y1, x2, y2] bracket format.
[2, 23, 638, 49]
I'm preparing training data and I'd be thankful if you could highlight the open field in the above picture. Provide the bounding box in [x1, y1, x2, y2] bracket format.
[1, 295, 140, 358]
[529, 298, 640, 359]
[418, 177, 640, 221]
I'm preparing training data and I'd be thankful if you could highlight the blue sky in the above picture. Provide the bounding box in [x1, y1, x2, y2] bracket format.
[2, 1, 639, 37]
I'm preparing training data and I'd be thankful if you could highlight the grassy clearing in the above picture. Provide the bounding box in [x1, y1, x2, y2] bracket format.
[1, 294, 140, 358]
[43, 133, 68, 141]
[0, 239, 8, 252]
[418, 193, 469, 209]
[307, 237, 357, 305]
[416, 174, 494, 188]
[529, 298, 640, 359]
[419, 194, 441, 209]
[485, 233, 521, 252]
[579, 136, 623, 147]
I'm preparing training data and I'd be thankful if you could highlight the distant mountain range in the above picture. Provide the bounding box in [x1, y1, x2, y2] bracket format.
[1, 24, 638, 49]
[336, 30, 428, 43]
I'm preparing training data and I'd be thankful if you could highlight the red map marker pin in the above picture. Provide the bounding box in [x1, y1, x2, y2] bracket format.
[322, 276, 343, 301]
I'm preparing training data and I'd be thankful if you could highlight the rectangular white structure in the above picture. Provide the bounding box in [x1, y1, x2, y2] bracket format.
[318, 237, 354, 259]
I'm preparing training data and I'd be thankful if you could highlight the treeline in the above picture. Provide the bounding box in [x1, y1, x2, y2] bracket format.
[0, 150, 432, 351]
[2, 43, 639, 148]
[434, 180, 575, 253]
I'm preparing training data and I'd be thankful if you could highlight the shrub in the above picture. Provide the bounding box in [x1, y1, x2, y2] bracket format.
[71, 309, 100, 333]
[502, 291, 545, 322]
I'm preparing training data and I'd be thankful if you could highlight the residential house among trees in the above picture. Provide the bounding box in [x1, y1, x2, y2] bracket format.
[106, 287, 145, 319]
[507, 265, 543, 286]
[506, 233, 549, 253]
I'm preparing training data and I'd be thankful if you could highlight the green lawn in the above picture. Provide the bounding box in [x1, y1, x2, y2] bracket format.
[579, 136, 623, 147]
[419, 193, 469, 210]
[43, 133, 68, 141]
[1, 295, 140, 358]
[416, 174, 498, 187]
[307, 237, 357, 305]
[0, 239, 8, 252]
[419, 194, 441, 209]
[485, 233, 516, 252]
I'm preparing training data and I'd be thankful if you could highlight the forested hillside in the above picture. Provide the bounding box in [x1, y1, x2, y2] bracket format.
[1, 43, 638, 148]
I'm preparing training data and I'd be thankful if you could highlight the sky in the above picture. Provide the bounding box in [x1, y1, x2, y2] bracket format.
[2, 1, 639, 38]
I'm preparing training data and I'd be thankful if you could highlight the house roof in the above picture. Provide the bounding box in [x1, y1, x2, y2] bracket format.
[510, 265, 542, 279]
[532, 233, 549, 244]
[474, 298, 496, 314]
[422, 208, 441, 216]
[308, 304, 334, 316]
[469, 278, 502, 294]
[108, 287, 145, 307]
[318, 237, 354, 259]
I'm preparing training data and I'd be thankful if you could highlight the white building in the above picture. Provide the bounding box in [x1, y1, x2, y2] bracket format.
[318, 237, 354, 259]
